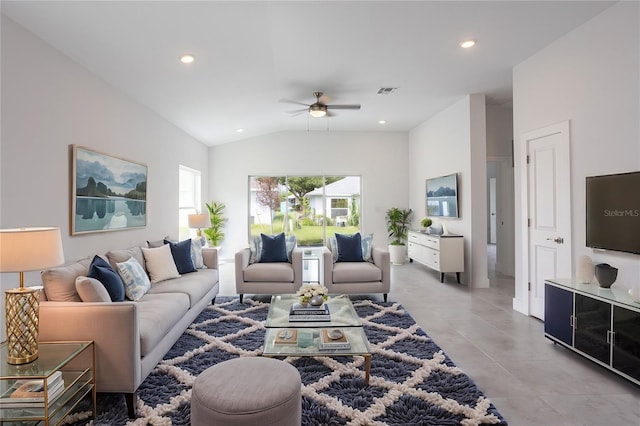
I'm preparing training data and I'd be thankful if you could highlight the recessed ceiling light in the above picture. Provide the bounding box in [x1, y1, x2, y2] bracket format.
[460, 40, 476, 49]
[378, 120, 387, 124]
[236, 128, 244, 133]
[179, 54, 195, 64]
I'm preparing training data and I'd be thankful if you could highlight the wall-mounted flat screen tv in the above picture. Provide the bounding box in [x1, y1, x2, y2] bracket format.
[426, 173, 459, 218]
[586, 171, 640, 255]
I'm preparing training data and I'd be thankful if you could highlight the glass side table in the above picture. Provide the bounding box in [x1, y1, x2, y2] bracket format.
[0, 341, 96, 426]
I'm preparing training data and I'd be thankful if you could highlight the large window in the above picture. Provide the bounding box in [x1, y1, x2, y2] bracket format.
[248, 175, 361, 246]
[179, 165, 202, 240]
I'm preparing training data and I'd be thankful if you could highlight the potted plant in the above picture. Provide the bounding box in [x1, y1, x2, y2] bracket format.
[203, 201, 227, 248]
[421, 217, 432, 231]
[385, 207, 413, 265]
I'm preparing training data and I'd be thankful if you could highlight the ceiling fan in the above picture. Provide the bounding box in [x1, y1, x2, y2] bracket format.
[282, 92, 361, 118]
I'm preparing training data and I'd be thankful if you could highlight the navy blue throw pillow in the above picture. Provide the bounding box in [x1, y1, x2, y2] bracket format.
[260, 233, 288, 263]
[88, 255, 125, 302]
[336, 232, 364, 262]
[165, 239, 197, 274]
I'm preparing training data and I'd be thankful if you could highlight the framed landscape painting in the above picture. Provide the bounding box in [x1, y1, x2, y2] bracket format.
[71, 145, 147, 235]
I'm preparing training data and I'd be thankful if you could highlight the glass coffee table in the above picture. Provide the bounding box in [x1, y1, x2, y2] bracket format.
[262, 294, 372, 384]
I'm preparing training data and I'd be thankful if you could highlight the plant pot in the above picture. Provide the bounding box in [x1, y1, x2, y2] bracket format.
[388, 244, 406, 265]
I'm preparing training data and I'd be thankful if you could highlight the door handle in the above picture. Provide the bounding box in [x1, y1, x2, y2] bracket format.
[546, 237, 564, 244]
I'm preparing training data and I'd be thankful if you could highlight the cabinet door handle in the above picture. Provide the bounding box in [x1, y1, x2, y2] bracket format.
[607, 330, 615, 345]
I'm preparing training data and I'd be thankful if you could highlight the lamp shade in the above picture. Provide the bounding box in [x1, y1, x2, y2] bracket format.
[0, 227, 65, 272]
[188, 214, 210, 229]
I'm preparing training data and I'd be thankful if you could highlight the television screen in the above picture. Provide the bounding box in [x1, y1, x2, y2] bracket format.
[586, 171, 640, 254]
[426, 173, 458, 218]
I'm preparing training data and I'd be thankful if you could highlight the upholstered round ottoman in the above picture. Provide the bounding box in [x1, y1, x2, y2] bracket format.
[191, 357, 301, 426]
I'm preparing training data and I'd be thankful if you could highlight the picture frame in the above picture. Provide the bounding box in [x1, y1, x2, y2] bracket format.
[71, 145, 147, 235]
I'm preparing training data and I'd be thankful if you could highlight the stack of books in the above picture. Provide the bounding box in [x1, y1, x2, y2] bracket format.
[319, 329, 351, 350]
[0, 371, 65, 408]
[289, 302, 331, 322]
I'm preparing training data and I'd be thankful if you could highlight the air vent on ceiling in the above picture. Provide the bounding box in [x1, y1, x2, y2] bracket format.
[377, 87, 398, 95]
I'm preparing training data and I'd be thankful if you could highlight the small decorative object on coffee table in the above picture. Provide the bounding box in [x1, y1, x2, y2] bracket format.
[296, 284, 328, 306]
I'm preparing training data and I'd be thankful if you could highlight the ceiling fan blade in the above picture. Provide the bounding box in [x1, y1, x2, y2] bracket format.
[288, 109, 308, 117]
[318, 94, 330, 104]
[326, 104, 361, 110]
[279, 99, 310, 107]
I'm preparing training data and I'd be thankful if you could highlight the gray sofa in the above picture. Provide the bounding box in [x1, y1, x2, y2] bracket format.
[38, 244, 219, 417]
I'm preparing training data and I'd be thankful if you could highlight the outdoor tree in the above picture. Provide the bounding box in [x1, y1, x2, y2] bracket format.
[255, 177, 282, 233]
[281, 176, 342, 217]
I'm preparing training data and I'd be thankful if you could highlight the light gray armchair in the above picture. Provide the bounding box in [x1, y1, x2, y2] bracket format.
[235, 247, 303, 303]
[322, 245, 390, 302]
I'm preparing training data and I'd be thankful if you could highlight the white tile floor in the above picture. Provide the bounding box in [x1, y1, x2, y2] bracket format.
[216, 253, 640, 426]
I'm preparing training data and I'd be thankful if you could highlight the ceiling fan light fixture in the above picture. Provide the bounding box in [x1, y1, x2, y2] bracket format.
[179, 53, 195, 64]
[460, 40, 476, 49]
[309, 104, 327, 118]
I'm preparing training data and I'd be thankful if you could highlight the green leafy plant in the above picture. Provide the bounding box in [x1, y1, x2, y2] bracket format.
[203, 201, 227, 246]
[421, 217, 433, 228]
[385, 207, 413, 245]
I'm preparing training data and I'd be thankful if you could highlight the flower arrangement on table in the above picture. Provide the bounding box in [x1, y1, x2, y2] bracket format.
[296, 284, 329, 305]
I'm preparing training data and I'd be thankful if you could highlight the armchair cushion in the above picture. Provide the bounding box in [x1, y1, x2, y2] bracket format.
[244, 262, 295, 282]
[332, 262, 383, 283]
[328, 233, 374, 263]
[260, 233, 288, 263]
[335, 233, 364, 262]
[249, 235, 263, 264]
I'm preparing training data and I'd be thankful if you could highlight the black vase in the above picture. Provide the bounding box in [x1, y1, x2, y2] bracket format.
[595, 263, 618, 288]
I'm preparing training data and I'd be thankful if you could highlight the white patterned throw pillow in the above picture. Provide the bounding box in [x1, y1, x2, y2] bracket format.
[116, 257, 151, 301]
[249, 235, 262, 264]
[190, 237, 206, 269]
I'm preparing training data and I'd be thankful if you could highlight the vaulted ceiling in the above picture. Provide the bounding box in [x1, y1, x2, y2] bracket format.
[1, 1, 615, 145]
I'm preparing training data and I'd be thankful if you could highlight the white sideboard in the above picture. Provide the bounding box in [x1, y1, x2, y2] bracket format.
[407, 230, 464, 283]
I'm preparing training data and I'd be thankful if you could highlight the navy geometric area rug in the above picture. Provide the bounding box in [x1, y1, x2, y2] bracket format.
[68, 297, 507, 425]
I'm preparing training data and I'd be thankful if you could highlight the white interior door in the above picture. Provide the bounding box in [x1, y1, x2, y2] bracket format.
[489, 178, 497, 244]
[525, 122, 572, 319]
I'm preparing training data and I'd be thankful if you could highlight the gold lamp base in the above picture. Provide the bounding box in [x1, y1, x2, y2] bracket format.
[5, 287, 39, 364]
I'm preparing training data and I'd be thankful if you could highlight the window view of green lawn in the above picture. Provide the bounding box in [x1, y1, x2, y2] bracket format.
[249, 176, 361, 246]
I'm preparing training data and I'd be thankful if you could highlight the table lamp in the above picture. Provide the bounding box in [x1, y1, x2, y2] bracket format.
[0, 227, 64, 364]
[188, 213, 209, 246]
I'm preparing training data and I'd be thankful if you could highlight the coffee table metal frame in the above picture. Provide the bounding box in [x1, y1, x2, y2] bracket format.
[262, 294, 372, 384]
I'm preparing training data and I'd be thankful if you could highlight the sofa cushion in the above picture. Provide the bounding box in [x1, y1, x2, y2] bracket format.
[116, 257, 151, 301]
[41, 258, 90, 302]
[106, 246, 145, 273]
[285, 235, 296, 262]
[165, 239, 197, 274]
[75, 276, 111, 302]
[88, 255, 126, 302]
[136, 293, 190, 357]
[244, 262, 294, 282]
[146, 269, 217, 307]
[260, 233, 288, 263]
[336, 233, 363, 262]
[332, 262, 382, 283]
[147, 236, 170, 248]
[141, 244, 181, 283]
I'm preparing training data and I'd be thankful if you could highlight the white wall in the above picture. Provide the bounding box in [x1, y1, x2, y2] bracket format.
[513, 2, 640, 313]
[486, 106, 515, 276]
[408, 94, 490, 288]
[0, 17, 210, 338]
[209, 131, 409, 259]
